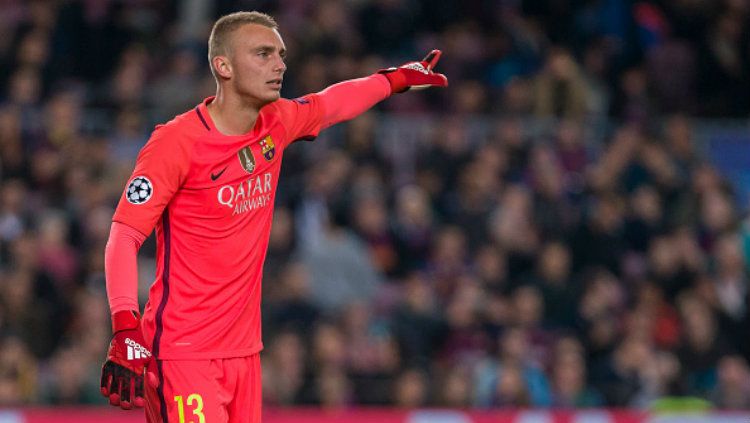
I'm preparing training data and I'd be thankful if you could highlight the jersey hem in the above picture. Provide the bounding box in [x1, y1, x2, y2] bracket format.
[154, 343, 263, 360]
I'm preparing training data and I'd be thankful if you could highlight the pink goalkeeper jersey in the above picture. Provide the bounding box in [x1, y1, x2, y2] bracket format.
[112, 95, 323, 360]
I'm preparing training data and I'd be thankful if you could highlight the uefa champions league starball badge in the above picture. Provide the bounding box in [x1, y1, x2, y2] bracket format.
[126, 176, 153, 205]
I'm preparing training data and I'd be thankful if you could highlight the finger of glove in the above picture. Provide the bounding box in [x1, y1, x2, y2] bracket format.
[119, 374, 133, 409]
[107, 366, 123, 404]
[431, 72, 448, 87]
[146, 367, 160, 389]
[100, 361, 114, 396]
[109, 380, 121, 406]
[406, 72, 449, 90]
[133, 374, 146, 407]
[422, 50, 442, 71]
[108, 365, 132, 406]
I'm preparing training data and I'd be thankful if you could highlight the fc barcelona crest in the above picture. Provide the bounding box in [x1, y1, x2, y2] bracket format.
[260, 135, 276, 161]
[238, 146, 256, 174]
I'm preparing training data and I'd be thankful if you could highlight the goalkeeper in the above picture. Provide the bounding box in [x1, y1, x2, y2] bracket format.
[99, 10, 447, 423]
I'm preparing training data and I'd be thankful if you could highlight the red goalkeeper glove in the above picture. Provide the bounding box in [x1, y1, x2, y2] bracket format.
[100, 310, 155, 409]
[378, 49, 449, 94]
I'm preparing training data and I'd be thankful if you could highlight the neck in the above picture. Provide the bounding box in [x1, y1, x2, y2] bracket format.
[207, 86, 262, 136]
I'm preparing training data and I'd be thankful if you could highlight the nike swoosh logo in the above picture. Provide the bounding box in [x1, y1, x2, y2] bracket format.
[210, 166, 228, 181]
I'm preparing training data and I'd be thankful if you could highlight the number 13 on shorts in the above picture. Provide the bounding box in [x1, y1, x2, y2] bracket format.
[175, 394, 205, 423]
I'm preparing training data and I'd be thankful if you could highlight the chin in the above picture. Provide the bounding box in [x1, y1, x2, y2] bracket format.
[259, 91, 281, 105]
[237, 85, 281, 105]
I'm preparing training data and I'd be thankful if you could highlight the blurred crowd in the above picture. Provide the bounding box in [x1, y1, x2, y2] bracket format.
[1, 0, 749, 410]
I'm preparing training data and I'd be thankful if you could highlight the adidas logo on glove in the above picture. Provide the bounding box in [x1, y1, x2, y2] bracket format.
[125, 338, 152, 360]
[401, 63, 429, 74]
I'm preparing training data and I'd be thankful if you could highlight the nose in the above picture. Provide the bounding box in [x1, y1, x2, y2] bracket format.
[275, 55, 286, 73]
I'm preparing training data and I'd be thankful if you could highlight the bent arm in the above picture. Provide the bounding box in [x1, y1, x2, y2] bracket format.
[105, 221, 147, 315]
[317, 74, 392, 129]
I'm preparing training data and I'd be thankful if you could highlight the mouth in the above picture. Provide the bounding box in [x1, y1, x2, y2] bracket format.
[267, 78, 283, 89]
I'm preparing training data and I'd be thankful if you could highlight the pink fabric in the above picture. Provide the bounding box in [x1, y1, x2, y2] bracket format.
[317, 74, 392, 129]
[105, 221, 146, 315]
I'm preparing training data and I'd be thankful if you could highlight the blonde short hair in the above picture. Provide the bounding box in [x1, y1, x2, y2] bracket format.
[208, 11, 278, 77]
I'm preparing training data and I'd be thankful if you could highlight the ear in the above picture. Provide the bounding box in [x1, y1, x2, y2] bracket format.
[212, 56, 232, 79]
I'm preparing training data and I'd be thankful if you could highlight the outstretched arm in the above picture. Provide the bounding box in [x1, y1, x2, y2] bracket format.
[317, 74, 391, 129]
[317, 50, 448, 129]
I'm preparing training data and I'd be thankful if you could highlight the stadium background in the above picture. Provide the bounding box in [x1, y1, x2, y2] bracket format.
[0, 0, 749, 422]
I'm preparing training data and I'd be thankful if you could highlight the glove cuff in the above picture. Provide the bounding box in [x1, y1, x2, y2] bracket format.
[377, 69, 408, 94]
[112, 310, 140, 333]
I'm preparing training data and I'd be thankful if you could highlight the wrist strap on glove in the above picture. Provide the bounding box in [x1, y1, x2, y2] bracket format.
[112, 309, 140, 333]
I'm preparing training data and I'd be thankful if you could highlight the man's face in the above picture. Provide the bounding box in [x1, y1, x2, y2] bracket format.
[224, 23, 287, 105]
